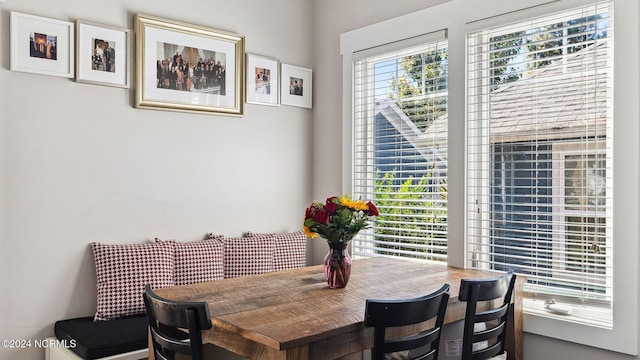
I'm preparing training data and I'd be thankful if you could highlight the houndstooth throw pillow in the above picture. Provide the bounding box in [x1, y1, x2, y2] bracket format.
[91, 241, 175, 321]
[223, 236, 275, 278]
[156, 237, 225, 285]
[245, 230, 307, 271]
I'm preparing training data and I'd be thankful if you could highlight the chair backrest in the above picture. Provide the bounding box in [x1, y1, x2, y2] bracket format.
[364, 283, 450, 360]
[143, 284, 212, 360]
[458, 272, 516, 360]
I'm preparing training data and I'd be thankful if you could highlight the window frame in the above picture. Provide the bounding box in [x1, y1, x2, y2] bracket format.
[341, 0, 638, 355]
[552, 141, 610, 296]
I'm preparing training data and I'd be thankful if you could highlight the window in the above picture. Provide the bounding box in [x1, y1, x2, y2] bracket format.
[342, 0, 638, 354]
[466, 2, 613, 327]
[350, 33, 449, 261]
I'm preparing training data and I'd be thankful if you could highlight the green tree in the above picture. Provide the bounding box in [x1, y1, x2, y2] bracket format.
[373, 170, 447, 260]
[526, 22, 563, 70]
[387, 48, 448, 131]
[489, 32, 525, 88]
[526, 14, 609, 71]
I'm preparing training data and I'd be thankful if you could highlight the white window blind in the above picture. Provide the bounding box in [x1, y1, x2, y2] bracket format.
[466, 1, 613, 326]
[351, 33, 449, 261]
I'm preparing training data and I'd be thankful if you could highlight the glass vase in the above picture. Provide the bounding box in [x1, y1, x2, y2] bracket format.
[324, 242, 351, 288]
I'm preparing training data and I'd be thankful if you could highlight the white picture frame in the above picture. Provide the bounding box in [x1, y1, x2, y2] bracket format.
[246, 54, 279, 106]
[76, 20, 130, 88]
[281, 63, 312, 108]
[10, 12, 74, 78]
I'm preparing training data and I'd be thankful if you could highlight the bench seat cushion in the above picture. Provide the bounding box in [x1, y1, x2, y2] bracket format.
[54, 315, 148, 359]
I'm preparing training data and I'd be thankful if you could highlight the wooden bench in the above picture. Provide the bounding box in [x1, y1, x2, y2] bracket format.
[49, 230, 307, 360]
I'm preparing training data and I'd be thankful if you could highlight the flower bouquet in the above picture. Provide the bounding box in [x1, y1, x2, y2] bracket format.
[303, 195, 378, 288]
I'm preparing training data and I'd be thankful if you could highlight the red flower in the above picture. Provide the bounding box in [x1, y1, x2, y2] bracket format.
[366, 201, 379, 216]
[324, 200, 338, 215]
[305, 206, 314, 220]
[312, 209, 330, 224]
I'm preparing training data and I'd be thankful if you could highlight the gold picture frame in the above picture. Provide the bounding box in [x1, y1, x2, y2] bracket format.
[134, 14, 245, 116]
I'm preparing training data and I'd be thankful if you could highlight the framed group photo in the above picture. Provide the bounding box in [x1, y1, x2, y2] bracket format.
[246, 54, 279, 106]
[10, 12, 74, 78]
[134, 14, 245, 116]
[281, 64, 312, 108]
[76, 20, 130, 88]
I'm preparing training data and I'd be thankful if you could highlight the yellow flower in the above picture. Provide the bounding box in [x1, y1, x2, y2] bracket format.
[340, 196, 369, 211]
[303, 225, 318, 238]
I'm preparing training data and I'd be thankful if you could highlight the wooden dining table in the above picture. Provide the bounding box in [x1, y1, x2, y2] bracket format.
[154, 256, 524, 360]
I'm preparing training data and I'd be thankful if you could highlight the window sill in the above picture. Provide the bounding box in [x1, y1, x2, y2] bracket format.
[523, 298, 635, 355]
[524, 298, 611, 329]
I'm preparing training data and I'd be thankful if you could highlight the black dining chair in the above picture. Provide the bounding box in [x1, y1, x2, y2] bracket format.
[143, 283, 212, 360]
[459, 272, 516, 360]
[364, 283, 450, 360]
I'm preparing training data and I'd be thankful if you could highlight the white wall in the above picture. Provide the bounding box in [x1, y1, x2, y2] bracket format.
[0, 1, 313, 359]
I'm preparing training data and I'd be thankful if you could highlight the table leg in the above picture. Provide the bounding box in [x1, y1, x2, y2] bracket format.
[506, 277, 524, 360]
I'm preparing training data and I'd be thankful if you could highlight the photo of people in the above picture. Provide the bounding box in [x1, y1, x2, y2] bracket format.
[92, 38, 116, 72]
[29, 32, 57, 60]
[254, 67, 271, 95]
[156, 42, 226, 95]
[289, 77, 303, 96]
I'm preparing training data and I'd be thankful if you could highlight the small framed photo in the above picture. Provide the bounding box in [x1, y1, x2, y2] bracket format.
[10, 12, 74, 78]
[281, 64, 312, 108]
[76, 20, 130, 88]
[135, 14, 245, 116]
[246, 54, 279, 106]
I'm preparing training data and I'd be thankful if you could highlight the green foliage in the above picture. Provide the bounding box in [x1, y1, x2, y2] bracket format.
[526, 23, 563, 70]
[305, 206, 368, 243]
[387, 48, 448, 131]
[490, 32, 525, 88]
[488, 14, 608, 87]
[372, 170, 447, 260]
[524, 15, 608, 71]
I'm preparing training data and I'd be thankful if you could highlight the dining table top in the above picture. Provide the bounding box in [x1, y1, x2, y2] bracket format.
[154, 256, 522, 360]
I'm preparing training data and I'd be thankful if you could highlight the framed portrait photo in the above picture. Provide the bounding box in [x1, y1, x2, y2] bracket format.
[281, 64, 312, 108]
[10, 12, 74, 78]
[246, 54, 279, 106]
[76, 20, 130, 88]
[135, 14, 245, 116]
